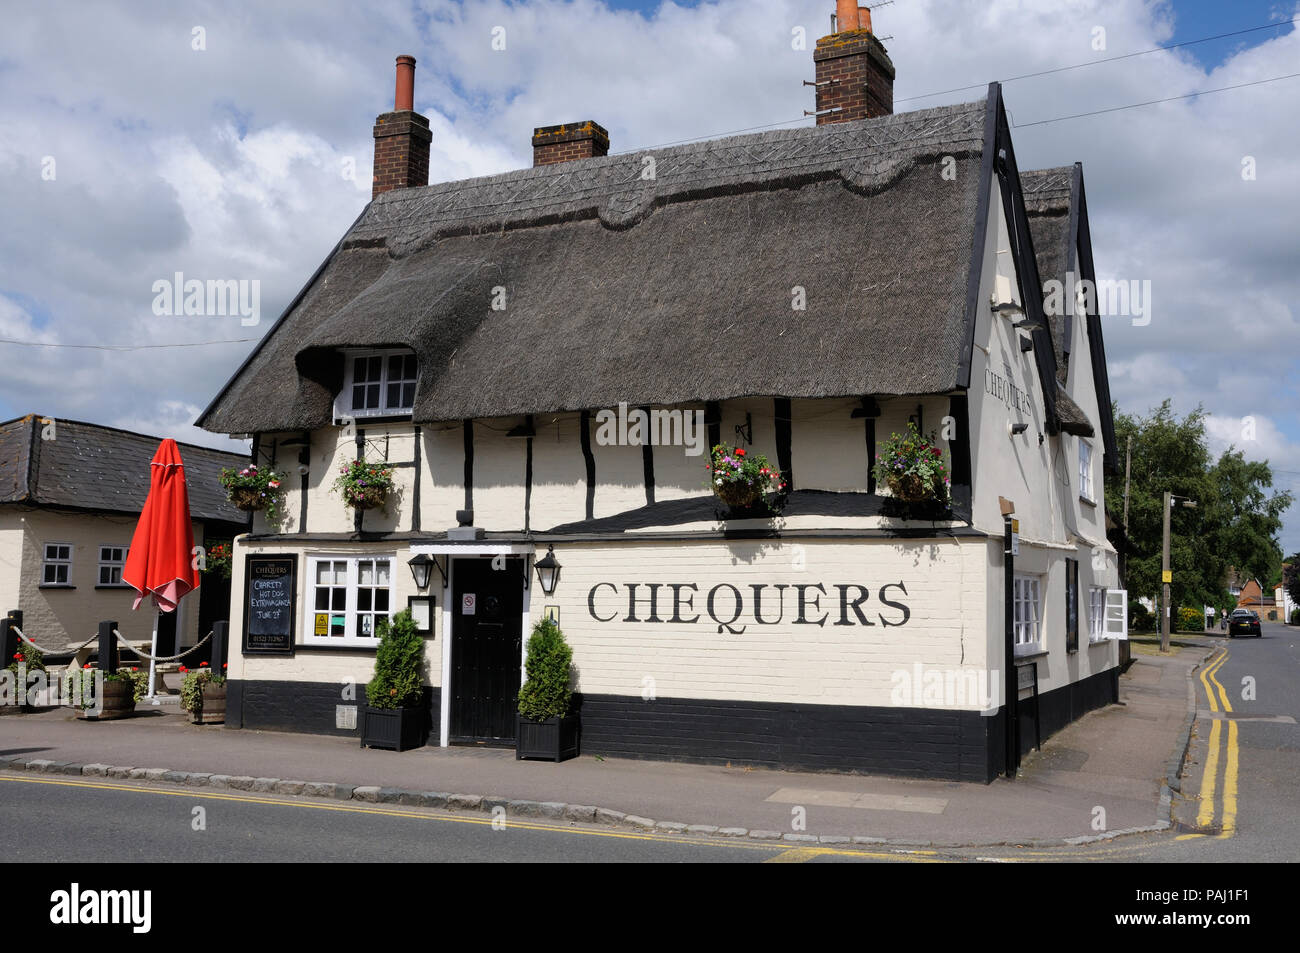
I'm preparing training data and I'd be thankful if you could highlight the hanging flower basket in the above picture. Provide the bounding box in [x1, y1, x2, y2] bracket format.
[228, 487, 265, 511]
[886, 472, 945, 503]
[334, 459, 396, 513]
[219, 464, 285, 523]
[874, 422, 950, 506]
[707, 444, 785, 511]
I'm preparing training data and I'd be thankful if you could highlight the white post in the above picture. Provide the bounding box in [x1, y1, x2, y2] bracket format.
[147, 608, 161, 705]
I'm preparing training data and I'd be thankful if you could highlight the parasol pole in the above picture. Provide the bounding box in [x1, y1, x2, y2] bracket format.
[147, 605, 161, 705]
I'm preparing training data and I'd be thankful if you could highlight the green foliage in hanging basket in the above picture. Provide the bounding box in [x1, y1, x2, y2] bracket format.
[517, 618, 573, 721]
[706, 443, 785, 509]
[366, 609, 423, 709]
[219, 464, 286, 524]
[873, 422, 950, 503]
[334, 458, 395, 511]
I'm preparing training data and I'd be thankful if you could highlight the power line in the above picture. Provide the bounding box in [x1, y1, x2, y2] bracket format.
[1013, 71, 1300, 127]
[614, 16, 1296, 155]
[895, 17, 1298, 104]
[0, 337, 258, 351]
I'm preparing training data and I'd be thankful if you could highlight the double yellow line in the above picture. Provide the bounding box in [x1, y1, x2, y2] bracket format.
[1187, 650, 1239, 838]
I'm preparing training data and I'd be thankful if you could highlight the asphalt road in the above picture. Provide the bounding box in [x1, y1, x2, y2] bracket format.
[967, 619, 1300, 863]
[0, 773, 908, 863]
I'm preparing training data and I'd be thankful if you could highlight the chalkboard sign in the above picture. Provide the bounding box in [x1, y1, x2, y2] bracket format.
[243, 555, 297, 655]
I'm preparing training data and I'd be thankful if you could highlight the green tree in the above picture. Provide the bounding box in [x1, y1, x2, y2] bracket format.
[1106, 400, 1292, 622]
[1283, 556, 1300, 607]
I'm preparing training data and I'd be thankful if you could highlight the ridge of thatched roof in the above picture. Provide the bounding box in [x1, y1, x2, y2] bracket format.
[199, 97, 996, 434]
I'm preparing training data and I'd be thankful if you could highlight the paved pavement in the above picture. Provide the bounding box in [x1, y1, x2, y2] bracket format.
[0, 637, 1228, 848]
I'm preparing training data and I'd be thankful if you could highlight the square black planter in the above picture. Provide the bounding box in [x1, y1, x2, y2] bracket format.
[360, 705, 427, 752]
[516, 713, 580, 762]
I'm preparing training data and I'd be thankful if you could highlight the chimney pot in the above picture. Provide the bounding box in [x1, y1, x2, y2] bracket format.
[813, 4, 895, 124]
[394, 54, 416, 111]
[836, 0, 859, 32]
[373, 54, 431, 199]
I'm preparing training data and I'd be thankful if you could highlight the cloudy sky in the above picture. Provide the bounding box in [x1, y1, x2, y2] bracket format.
[1, 0, 1297, 551]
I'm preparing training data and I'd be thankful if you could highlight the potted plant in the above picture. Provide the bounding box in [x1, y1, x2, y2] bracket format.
[333, 458, 395, 512]
[7, 640, 45, 712]
[516, 617, 579, 762]
[219, 464, 285, 523]
[873, 422, 950, 504]
[360, 609, 427, 751]
[71, 665, 136, 720]
[203, 541, 233, 579]
[706, 443, 785, 510]
[180, 662, 227, 724]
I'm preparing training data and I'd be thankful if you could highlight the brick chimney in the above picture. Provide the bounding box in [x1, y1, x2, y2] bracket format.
[531, 121, 610, 166]
[812, 3, 895, 125]
[372, 54, 432, 199]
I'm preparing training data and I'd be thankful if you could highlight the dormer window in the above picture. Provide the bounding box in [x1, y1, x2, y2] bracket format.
[336, 349, 417, 419]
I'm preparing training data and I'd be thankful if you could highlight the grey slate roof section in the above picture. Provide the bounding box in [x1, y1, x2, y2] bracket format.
[200, 98, 992, 433]
[0, 415, 248, 523]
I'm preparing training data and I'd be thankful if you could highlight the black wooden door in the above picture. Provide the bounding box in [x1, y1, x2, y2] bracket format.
[450, 556, 524, 744]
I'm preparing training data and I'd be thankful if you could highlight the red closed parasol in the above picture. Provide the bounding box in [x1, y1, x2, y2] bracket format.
[122, 439, 200, 701]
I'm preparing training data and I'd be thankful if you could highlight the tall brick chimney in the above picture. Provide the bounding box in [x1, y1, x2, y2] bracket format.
[531, 121, 609, 166]
[372, 54, 432, 199]
[812, 3, 895, 125]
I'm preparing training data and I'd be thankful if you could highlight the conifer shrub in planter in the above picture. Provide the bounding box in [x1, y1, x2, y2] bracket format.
[361, 609, 427, 751]
[516, 618, 579, 762]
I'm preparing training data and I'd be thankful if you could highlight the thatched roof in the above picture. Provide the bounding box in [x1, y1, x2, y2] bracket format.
[0, 415, 248, 523]
[199, 98, 994, 433]
[1021, 165, 1095, 439]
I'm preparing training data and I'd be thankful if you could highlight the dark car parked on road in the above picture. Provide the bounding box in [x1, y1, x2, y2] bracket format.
[1228, 609, 1262, 638]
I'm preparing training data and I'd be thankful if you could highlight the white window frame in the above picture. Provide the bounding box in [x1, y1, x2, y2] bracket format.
[334, 349, 418, 420]
[1102, 588, 1128, 640]
[97, 545, 129, 586]
[41, 542, 73, 585]
[1087, 586, 1107, 642]
[1078, 439, 1094, 503]
[1013, 574, 1042, 653]
[303, 554, 396, 647]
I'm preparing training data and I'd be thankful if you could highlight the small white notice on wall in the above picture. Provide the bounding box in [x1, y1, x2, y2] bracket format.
[462, 593, 476, 615]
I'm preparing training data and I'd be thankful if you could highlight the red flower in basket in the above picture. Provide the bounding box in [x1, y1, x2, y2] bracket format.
[736, 448, 745, 457]
[200, 661, 208, 667]
[179, 665, 188, 673]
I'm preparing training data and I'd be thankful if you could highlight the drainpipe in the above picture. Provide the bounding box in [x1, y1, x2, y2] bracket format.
[1003, 514, 1018, 777]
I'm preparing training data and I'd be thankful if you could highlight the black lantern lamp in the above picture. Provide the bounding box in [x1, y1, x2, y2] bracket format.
[408, 553, 446, 590]
[534, 545, 561, 595]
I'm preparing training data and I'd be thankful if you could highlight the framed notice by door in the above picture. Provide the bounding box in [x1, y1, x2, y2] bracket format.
[243, 555, 297, 655]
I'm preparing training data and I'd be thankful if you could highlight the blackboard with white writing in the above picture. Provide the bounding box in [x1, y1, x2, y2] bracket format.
[242, 555, 296, 655]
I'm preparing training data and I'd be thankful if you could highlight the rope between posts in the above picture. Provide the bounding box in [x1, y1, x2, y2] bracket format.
[11, 627, 99, 656]
[112, 629, 212, 662]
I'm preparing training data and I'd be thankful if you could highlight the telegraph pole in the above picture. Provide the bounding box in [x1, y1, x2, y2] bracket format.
[1161, 491, 1171, 653]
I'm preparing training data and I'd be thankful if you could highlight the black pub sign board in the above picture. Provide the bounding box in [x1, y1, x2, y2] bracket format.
[243, 555, 297, 655]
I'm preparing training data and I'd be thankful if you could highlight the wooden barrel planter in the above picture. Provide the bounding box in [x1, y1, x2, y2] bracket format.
[75, 678, 135, 720]
[193, 684, 227, 725]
